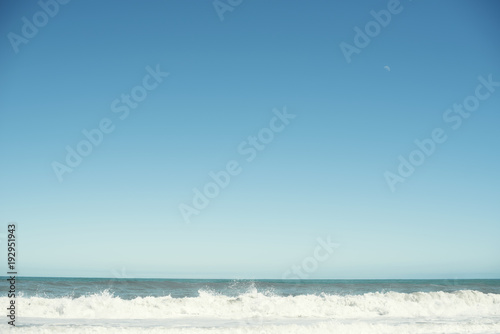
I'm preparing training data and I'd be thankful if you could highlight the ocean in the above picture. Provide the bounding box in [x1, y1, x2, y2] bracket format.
[1, 277, 499, 333]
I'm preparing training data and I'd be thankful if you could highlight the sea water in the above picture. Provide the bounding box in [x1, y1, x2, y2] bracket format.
[1, 277, 499, 333]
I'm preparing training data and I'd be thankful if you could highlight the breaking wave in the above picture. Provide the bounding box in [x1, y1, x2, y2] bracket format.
[7, 289, 500, 320]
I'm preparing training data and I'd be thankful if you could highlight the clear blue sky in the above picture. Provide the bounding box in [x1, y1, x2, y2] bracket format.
[1, 0, 499, 279]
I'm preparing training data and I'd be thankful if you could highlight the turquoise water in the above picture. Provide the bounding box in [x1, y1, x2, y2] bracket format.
[11, 277, 500, 299]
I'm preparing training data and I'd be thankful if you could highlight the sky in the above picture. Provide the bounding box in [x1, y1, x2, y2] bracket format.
[0, 0, 499, 279]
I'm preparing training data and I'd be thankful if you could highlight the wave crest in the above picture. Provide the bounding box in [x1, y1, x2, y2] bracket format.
[7, 289, 500, 319]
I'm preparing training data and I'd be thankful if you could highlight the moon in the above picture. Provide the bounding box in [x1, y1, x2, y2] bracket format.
[384, 66, 391, 72]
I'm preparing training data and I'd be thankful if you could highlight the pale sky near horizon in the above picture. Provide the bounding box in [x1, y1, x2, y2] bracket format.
[1, 0, 499, 279]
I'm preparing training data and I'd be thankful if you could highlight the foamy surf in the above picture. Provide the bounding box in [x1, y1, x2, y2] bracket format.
[1, 289, 499, 333]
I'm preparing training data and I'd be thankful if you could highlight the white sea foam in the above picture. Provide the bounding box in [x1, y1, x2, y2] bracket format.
[2, 319, 500, 334]
[2, 290, 499, 333]
[3, 289, 500, 319]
